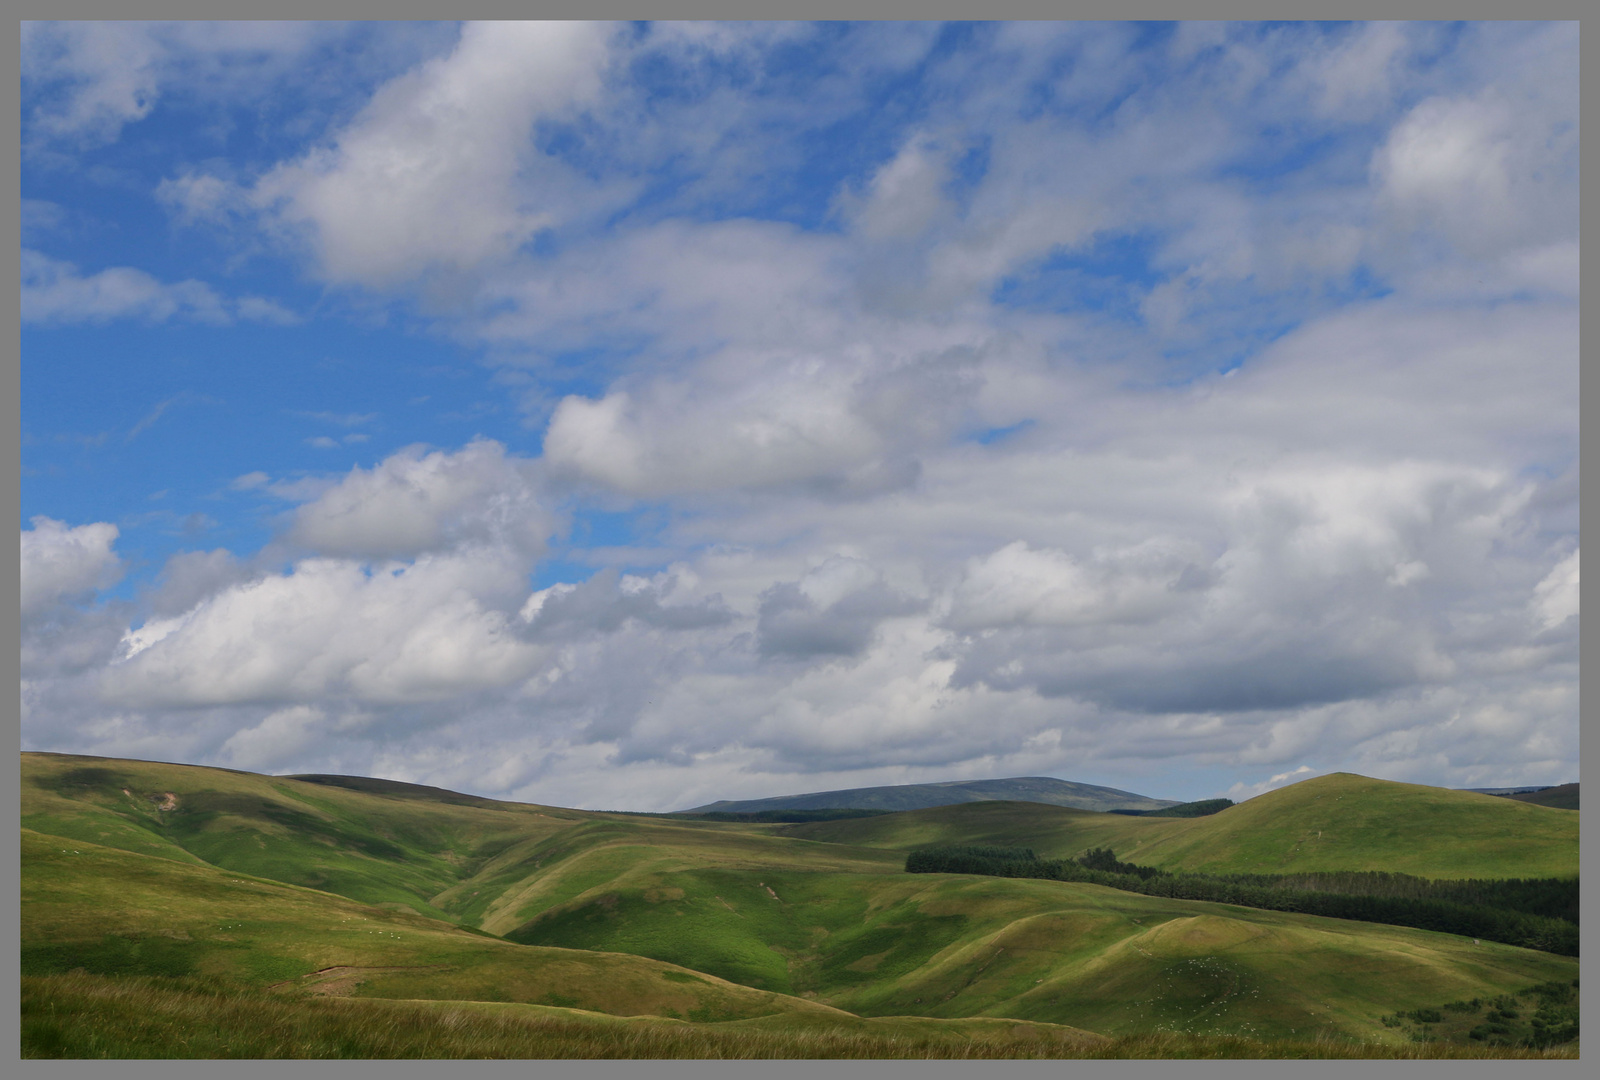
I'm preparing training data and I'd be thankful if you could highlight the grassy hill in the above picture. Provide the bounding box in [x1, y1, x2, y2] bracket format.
[20, 753, 1581, 1056]
[22, 751, 895, 928]
[684, 775, 1177, 814]
[20, 828, 836, 1024]
[22, 824, 1574, 1047]
[784, 773, 1579, 880]
[502, 862, 1573, 1042]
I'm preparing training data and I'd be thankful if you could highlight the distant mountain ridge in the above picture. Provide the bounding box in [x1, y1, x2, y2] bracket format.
[681, 776, 1179, 815]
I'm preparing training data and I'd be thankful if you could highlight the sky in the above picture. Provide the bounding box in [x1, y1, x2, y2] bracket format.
[19, 20, 1579, 811]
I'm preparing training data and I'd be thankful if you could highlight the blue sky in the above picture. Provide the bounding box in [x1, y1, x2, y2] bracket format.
[20, 21, 1578, 810]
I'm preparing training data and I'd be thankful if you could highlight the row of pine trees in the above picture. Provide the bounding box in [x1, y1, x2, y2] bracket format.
[904, 846, 1577, 956]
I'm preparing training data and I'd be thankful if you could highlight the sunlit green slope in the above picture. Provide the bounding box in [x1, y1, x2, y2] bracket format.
[500, 862, 1574, 1043]
[20, 827, 849, 1024]
[783, 773, 1579, 879]
[21, 752, 899, 930]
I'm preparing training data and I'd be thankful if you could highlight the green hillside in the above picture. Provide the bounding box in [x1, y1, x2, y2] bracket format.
[1127, 774, 1579, 879]
[785, 773, 1579, 880]
[22, 752, 895, 931]
[502, 862, 1573, 1042]
[20, 828, 834, 1024]
[19, 753, 1582, 1055]
[22, 826, 1573, 1047]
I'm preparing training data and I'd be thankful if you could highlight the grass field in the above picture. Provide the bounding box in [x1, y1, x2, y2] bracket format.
[20, 752, 1582, 1057]
[23, 973, 1577, 1059]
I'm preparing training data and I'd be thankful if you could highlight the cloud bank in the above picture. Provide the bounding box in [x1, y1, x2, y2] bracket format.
[20, 21, 1578, 810]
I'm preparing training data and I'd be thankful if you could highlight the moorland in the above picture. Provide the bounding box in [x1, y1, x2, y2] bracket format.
[19, 752, 1579, 1059]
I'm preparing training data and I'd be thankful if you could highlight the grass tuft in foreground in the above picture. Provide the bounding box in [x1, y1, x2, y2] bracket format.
[22, 974, 1578, 1060]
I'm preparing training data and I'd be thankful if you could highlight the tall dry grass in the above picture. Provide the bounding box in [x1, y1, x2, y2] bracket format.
[22, 974, 1578, 1060]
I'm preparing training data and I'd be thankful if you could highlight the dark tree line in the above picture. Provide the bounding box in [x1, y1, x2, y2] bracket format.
[903, 846, 1577, 956]
[1201, 870, 1577, 925]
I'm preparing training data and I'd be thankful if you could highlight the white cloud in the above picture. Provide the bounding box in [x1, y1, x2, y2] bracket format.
[296, 411, 377, 427]
[143, 548, 249, 618]
[219, 705, 328, 771]
[229, 471, 270, 491]
[22, 21, 166, 144]
[1302, 21, 1410, 119]
[947, 540, 1198, 633]
[1374, 95, 1518, 245]
[21, 517, 122, 619]
[157, 171, 253, 227]
[235, 296, 301, 325]
[100, 553, 542, 709]
[23, 21, 344, 147]
[18, 24, 1579, 808]
[1226, 764, 1321, 802]
[22, 250, 228, 325]
[844, 133, 955, 241]
[117, 611, 195, 661]
[1531, 549, 1578, 631]
[1372, 27, 1576, 266]
[254, 21, 613, 288]
[21, 250, 299, 327]
[757, 556, 923, 660]
[287, 439, 551, 561]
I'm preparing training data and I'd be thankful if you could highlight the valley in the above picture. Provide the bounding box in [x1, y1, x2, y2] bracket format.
[19, 752, 1579, 1058]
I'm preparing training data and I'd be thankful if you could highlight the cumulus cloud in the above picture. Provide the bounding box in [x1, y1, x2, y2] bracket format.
[1371, 27, 1576, 265]
[287, 439, 551, 561]
[21, 517, 122, 619]
[939, 457, 1541, 715]
[219, 705, 329, 771]
[757, 557, 924, 660]
[519, 569, 732, 640]
[946, 540, 1201, 634]
[142, 548, 249, 618]
[104, 552, 541, 708]
[253, 21, 613, 288]
[19, 23, 1579, 808]
[527, 220, 996, 497]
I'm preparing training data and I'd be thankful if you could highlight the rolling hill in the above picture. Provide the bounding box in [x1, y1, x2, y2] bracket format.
[782, 773, 1580, 880]
[682, 776, 1178, 814]
[20, 752, 1581, 1055]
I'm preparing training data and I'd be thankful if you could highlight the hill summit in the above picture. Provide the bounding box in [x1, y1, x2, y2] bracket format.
[681, 775, 1177, 815]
